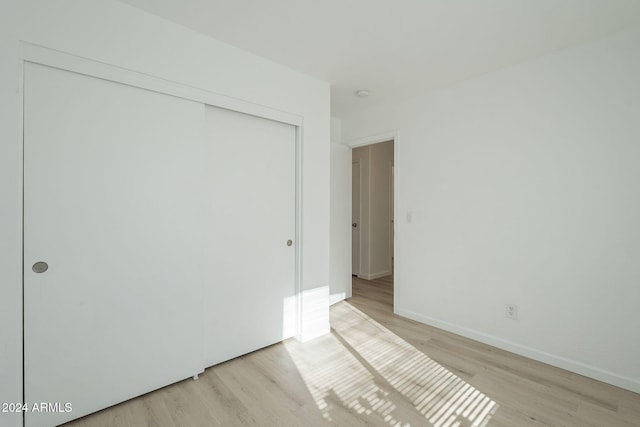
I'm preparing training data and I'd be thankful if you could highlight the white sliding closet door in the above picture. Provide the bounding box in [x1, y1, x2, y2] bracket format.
[204, 106, 296, 366]
[24, 63, 205, 427]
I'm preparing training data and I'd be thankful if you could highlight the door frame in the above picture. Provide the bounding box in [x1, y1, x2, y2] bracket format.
[390, 162, 394, 269]
[19, 40, 306, 400]
[346, 131, 399, 309]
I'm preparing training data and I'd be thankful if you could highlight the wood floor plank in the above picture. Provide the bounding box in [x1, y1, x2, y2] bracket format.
[63, 274, 640, 426]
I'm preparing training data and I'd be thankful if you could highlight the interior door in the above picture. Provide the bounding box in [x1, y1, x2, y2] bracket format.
[204, 105, 296, 366]
[352, 162, 361, 276]
[24, 62, 205, 426]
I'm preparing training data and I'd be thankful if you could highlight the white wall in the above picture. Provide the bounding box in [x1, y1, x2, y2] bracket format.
[330, 149, 352, 304]
[329, 118, 352, 305]
[352, 141, 394, 280]
[0, 1, 329, 424]
[342, 27, 640, 392]
[330, 116, 343, 144]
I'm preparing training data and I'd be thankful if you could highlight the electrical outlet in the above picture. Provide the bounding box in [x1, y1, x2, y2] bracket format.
[505, 304, 518, 320]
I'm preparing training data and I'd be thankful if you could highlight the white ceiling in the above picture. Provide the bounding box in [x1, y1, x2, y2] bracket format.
[121, 0, 640, 117]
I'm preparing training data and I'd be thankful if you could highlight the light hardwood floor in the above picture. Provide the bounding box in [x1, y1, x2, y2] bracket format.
[65, 275, 640, 426]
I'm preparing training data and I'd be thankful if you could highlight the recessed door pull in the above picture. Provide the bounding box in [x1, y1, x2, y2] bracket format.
[32, 262, 48, 274]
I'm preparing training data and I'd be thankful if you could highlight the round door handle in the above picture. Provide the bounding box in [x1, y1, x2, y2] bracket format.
[286, 240, 293, 246]
[32, 261, 49, 274]
[352, 223, 358, 228]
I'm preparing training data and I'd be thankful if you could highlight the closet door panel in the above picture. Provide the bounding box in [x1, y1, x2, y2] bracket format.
[204, 105, 296, 366]
[24, 62, 205, 427]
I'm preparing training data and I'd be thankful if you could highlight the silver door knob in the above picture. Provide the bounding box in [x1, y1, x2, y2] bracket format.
[352, 223, 358, 228]
[286, 240, 293, 246]
[32, 261, 48, 273]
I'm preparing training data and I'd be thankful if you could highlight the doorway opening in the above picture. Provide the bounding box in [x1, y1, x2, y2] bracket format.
[351, 138, 395, 310]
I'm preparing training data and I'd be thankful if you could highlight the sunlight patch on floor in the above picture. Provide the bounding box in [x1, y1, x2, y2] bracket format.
[285, 301, 498, 426]
[285, 333, 404, 424]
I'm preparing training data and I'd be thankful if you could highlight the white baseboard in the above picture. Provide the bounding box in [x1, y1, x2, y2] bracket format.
[395, 307, 640, 394]
[358, 270, 392, 280]
[329, 292, 346, 306]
